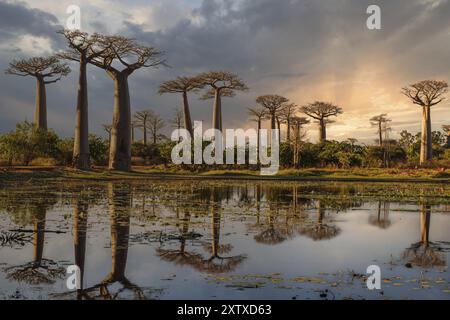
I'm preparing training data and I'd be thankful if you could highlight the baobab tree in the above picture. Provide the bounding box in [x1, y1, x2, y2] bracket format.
[279, 103, 297, 142]
[370, 114, 391, 147]
[290, 116, 310, 167]
[58, 30, 110, 169]
[148, 113, 165, 144]
[5, 56, 70, 130]
[301, 101, 343, 143]
[402, 80, 448, 164]
[158, 76, 202, 136]
[133, 110, 152, 145]
[197, 71, 248, 131]
[255, 95, 289, 130]
[248, 107, 267, 165]
[443, 125, 450, 147]
[89, 35, 166, 170]
[172, 107, 183, 130]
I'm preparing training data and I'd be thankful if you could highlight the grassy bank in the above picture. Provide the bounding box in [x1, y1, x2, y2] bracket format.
[0, 166, 449, 183]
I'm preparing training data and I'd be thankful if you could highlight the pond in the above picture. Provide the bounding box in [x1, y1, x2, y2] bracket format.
[0, 179, 448, 300]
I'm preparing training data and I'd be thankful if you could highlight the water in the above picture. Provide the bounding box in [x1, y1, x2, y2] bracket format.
[0, 179, 448, 300]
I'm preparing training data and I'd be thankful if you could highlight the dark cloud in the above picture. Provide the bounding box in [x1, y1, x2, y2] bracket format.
[0, 0, 449, 143]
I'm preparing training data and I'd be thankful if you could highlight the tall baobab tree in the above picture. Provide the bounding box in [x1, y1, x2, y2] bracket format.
[158, 76, 202, 136]
[279, 103, 297, 142]
[301, 101, 343, 143]
[290, 116, 310, 167]
[58, 30, 110, 170]
[255, 95, 289, 130]
[133, 110, 152, 145]
[148, 113, 165, 144]
[443, 125, 450, 147]
[197, 71, 248, 131]
[247, 107, 267, 158]
[402, 80, 448, 164]
[369, 114, 391, 147]
[5, 56, 70, 130]
[89, 35, 166, 171]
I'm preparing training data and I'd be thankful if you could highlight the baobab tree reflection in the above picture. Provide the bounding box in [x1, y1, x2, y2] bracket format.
[402, 204, 446, 268]
[369, 201, 391, 229]
[5, 194, 64, 285]
[298, 200, 341, 241]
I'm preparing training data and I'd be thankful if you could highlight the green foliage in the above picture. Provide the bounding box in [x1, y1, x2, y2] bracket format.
[89, 134, 109, 165]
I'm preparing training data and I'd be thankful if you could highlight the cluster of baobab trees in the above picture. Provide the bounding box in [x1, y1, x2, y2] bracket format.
[5, 28, 449, 170]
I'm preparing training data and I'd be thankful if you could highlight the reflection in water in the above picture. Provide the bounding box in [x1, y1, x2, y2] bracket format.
[299, 200, 341, 241]
[4, 193, 64, 285]
[83, 183, 144, 300]
[369, 201, 391, 229]
[403, 204, 446, 268]
[0, 180, 448, 299]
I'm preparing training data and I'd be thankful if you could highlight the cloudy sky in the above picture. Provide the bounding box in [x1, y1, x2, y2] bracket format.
[0, 0, 449, 143]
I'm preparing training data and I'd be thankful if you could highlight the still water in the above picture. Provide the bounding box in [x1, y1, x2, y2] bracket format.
[0, 179, 448, 300]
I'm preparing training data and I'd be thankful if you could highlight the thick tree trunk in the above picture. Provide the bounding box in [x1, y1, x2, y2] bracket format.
[419, 105, 432, 165]
[109, 74, 132, 171]
[182, 91, 194, 136]
[35, 77, 47, 130]
[319, 119, 326, 143]
[33, 208, 46, 265]
[426, 105, 432, 160]
[212, 89, 222, 131]
[73, 60, 90, 170]
[131, 123, 135, 144]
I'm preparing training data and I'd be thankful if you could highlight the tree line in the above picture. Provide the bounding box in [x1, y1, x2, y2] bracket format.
[3, 30, 449, 170]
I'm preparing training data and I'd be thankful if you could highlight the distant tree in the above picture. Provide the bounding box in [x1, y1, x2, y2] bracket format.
[58, 30, 110, 169]
[171, 108, 183, 131]
[158, 77, 202, 136]
[279, 103, 297, 142]
[443, 125, 450, 147]
[290, 117, 310, 167]
[369, 114, 391, 147]
[133, 110, 152, 145]
[5, 56, 70, 130]
[347, 138, 358, 146]
[247, 107, 267, 156]
[148, 113, 165, 144]
[255, 95, 289, 130]
[301, 101, 343, 143]
[88, 35, 166, 170]
[102, 124, 112, 144]
[402, 80, 448, 164]
[197, 71, 248, 131]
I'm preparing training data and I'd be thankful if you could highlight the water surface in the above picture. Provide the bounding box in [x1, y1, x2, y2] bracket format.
[0, 179, 448, 300]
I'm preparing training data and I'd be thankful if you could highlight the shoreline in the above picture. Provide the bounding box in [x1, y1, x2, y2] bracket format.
[0, 166, 449, 184]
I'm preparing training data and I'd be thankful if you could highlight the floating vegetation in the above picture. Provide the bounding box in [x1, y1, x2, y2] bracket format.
[0, 231, 31, 247]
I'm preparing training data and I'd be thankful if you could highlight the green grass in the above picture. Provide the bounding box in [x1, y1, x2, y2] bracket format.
[0, 166, 449, 183]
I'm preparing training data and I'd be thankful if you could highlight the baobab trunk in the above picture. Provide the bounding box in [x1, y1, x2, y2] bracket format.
[419, 106, 432, 165]
[73, 59, 90, 170]
[35, 77, 47, 130]
[420, 204, 431, 244]
[109, 74, 132, 171]
[286, 118, 291, 142]
[182, 91, 194, 136]
[74, 200, 88, 294]
[212, 89, 222, 131]
[319, 119, 326, 143]
[143, 125, 147, 146]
